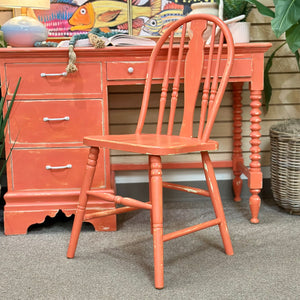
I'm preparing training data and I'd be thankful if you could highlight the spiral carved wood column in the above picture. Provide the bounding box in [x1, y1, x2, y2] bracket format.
[232, 82, 244, 202]
[249, 89, 263, 223]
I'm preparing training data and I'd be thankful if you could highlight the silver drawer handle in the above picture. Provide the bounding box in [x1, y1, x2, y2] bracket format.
[41, 72, 67, 77]
[43, 116, 70, 122]
[46, 164, 72, 170]
[128, 67, 134, 74]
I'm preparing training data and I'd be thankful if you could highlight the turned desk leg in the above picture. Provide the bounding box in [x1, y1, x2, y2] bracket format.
[232, 84, 263, 223]
[232, 82, 244, 202]
[249, 89, 263, 224]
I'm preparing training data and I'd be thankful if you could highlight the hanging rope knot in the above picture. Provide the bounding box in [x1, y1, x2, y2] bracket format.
[66, 45, 78, 73]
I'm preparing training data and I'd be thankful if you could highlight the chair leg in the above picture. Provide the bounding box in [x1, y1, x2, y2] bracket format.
[201, 151, 234, 256]
[148, 163, 153, 235]
[67, 147, 99, 259]
[149, 155, 164, 289]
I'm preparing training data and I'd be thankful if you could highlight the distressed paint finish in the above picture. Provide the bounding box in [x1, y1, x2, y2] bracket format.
[149, 155, 164, 289]
[67, 14, 236, 289]
[0, 35, 271, 235]
[0, 50, 116, 235]
[67, 147, 100, 259]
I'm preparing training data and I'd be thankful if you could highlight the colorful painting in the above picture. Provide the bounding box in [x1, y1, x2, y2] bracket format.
[32, 0, 204, 38]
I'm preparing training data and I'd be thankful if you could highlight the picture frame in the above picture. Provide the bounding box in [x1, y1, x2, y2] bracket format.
[14, 0, 197, 40]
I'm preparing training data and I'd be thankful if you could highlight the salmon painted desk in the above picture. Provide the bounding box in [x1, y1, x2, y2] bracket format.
[0, 44, 271, 235]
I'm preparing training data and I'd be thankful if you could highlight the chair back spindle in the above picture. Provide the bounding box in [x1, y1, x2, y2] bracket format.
[167, 23, 186, 136]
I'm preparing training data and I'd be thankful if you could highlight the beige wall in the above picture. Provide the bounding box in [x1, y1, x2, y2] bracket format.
[1, 2, 299, 177]
[0, 7, 12, 25]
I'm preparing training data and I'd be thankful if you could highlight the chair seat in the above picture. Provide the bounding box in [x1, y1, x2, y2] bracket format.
[84, 134, 218, 155]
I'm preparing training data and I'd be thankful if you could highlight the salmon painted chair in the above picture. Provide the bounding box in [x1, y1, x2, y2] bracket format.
[67, 14, 235, 289]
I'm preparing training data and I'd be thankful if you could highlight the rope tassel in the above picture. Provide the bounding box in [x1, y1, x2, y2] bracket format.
[66, 45, 78, 73]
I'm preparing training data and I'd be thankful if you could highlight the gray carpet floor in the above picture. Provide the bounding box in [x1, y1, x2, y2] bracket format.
[0, 192, 299, 299]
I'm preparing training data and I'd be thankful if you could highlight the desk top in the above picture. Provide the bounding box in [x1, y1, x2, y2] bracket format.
[0, 43, 272, 58]
[0, 43, 272, 91]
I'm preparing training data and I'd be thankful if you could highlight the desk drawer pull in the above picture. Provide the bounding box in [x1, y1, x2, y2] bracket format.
[46, 164, 72, 170]
[128, 67, 134, 74]
[41, 72, 68, 77]
[43, 116, 70, 122]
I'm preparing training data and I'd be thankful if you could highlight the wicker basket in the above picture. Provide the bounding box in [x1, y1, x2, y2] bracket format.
[270, 119, 300, 214]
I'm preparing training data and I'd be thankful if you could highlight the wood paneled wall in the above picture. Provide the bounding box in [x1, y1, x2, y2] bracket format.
[247, 0, 300, 167]
[109, 1, 300, 170]
[1, 2, 299, 175]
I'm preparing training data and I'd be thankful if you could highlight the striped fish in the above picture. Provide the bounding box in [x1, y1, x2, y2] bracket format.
[142, 3, 184, 36]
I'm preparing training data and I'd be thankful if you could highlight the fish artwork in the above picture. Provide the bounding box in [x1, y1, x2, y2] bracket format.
[142, 3, 184, 36]
[69, 0, 161, 32]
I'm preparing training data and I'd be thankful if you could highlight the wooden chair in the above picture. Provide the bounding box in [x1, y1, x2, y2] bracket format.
[67, 14, 235, 289]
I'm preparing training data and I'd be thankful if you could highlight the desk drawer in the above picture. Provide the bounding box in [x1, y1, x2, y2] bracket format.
[107, 61, 148, 80]
[106, 61, 184, 81]
[10, 148, 106, 190]
[9, 99, 103, 146]
[107, 59, 252, 81]
[4, 62, 103, 99]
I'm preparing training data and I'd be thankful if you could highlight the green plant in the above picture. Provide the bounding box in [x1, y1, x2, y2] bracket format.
[246, 0, 300, 110]
[0, 78, 21, 178]
[217, 0, 253, 21]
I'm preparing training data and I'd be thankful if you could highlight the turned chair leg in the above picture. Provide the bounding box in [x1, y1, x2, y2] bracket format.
[149, 155, 164, 289]
[148, 164, 153, 235]
[67, 147, 99, 259]
[201, 152, 234, 256]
